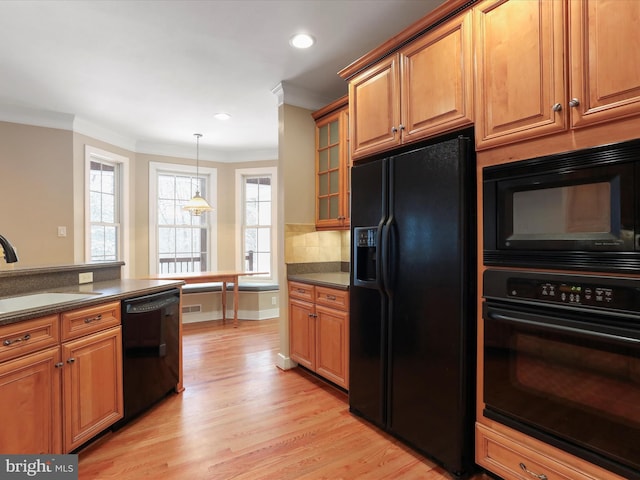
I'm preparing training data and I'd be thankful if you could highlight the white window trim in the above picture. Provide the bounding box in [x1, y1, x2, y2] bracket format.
[235, 166, 278, 282]
[84, 145, 130, 277]
[148, 161, 218, 275]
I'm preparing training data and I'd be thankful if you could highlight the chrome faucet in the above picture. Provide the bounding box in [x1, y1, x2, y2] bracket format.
[0, 235, 18, 263]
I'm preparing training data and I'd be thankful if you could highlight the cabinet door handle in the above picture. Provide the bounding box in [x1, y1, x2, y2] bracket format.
[520, 462, 548, 480]
[326, 294, 337, 301]
[67, 357, 75, 364]
[552, 102, 562, 112]
[296, 288, 306, 294]
[84, 314, 102, 324]
[398, 124, 405, 131]
[55, 362, 64, 368]
[568, 98, 580, 108]
[3, 333, 31, 346]
[391, 126, 398, 134]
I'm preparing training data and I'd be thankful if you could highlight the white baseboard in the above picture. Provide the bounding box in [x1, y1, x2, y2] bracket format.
[276, 353, 297, 370]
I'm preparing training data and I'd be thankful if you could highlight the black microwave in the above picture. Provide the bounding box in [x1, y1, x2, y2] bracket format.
[483, 138, 640, 273]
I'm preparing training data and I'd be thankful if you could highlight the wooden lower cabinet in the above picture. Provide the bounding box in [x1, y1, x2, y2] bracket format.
[476, 423, 627, 480]
[0, 346, 62, 454]
[288, 281, 349, 389]
[289, 297, 315, 370]
[62, 326, 123, 452]
[0, 301, 124, 454]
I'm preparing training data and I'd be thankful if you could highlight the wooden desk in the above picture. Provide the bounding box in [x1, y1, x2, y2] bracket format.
[151, 271, 252, 328]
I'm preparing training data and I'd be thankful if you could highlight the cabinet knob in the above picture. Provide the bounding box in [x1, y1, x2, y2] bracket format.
[67, 357, 75, 364]
[55, 362, 64, 368]
[552, 103, 562, 112]
[568, 98, 580, 108]
[399, 124, 405, 131]
[519, 462, 548, 480]
[391, 126, 398, 134]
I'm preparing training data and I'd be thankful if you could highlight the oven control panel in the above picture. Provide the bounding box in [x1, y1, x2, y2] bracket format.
[506, 278, 634, 309]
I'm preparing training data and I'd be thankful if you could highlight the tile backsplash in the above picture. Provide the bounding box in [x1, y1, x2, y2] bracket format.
[285, 224, 351, 264]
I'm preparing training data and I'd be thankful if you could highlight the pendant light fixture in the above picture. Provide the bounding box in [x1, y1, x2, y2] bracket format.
[183, 133, 213, 216]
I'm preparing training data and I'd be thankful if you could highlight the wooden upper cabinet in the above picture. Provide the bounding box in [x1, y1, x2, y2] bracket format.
[349, 56, 401, 159]
[474, 0, 566, 149]
[349, 10, 473, 160]
[313, 96, 350, 230]
[401, 9, 473, 144]
[569, 0, 640, 128]
[475, 0, 640, 150]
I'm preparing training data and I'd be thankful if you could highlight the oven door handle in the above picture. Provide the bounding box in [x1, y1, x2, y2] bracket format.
[487, 311, 640, 345]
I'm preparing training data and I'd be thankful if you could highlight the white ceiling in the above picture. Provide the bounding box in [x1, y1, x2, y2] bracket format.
[0, 0, 445, 162]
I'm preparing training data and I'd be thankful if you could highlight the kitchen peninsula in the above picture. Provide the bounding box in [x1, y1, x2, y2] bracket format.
[0, 261, 183, 454]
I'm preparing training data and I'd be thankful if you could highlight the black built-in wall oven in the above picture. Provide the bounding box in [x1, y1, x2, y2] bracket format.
[483, 269, 640, 479]
[482, 138, 640, 479]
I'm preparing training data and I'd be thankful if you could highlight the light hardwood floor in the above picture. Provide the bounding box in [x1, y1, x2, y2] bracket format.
[78, 318, 493, 480]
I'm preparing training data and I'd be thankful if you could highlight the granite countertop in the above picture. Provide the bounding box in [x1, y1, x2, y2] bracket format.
[287, 272, 350, 290]
[0, 278, 184, 326]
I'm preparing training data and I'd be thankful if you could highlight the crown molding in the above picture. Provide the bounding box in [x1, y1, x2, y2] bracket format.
[271, 81, 335, 110]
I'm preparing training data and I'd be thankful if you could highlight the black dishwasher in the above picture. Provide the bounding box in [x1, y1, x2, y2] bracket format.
[120, 288, 180, 424]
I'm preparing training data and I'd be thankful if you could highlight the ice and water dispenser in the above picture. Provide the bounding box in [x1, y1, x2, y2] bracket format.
[353, 226, 378, 287]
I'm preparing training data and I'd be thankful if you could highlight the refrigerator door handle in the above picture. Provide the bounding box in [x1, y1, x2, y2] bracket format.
[376, 218, 386, 292]
[381, 214, 395, 297]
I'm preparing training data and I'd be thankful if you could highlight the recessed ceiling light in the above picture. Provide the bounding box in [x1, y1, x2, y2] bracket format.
[290, 33, 315, 49]
[214, 112, 231, 121]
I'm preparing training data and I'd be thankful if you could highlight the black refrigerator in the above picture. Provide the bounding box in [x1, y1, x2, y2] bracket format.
[349, 130, 476, 477]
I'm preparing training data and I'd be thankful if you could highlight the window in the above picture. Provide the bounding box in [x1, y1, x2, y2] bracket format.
[85, 146, 129, 274]
[149, 162, 217, 275]
[236, 167, 277, 280]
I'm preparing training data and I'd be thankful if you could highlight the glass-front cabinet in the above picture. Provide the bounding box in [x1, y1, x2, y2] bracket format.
[313, 95, 350, 230]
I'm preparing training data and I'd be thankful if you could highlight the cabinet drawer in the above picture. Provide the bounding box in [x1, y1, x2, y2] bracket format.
[61, 301, 121, 341]
[315, 286, 349, 311]
[0, 315, 59, 363]
[288, 282, 315, 302]
[476, 423, 618, 480]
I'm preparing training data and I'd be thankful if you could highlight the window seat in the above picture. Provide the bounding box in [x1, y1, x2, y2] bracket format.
[181, 282, 279, 322]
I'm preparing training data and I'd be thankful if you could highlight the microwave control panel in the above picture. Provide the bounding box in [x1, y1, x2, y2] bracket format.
[505, 278, 635, 310]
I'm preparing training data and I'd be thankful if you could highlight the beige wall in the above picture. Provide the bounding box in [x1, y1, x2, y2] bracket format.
[0, 120, 277, 277]
[0, 122, 75, 268]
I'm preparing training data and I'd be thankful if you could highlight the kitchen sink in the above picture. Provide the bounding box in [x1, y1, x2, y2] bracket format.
[0, 292, 102, 314]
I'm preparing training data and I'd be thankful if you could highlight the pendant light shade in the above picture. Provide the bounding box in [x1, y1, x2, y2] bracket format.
[183, 133, 213, 216]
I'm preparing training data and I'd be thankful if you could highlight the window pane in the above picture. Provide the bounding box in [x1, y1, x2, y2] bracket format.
[101, 193, 115, 223]
[329, 145, 339, 169]
[104, 226, 117, 257]
[258, 204, 271, 225]
[158, 199, 176, 225]
[246, 179, 259, 202]
[319, 198, 328, 220]
[329, 120, 339, 144]
[330, 196, 339, 218]
[90, 191, 102, 222]
[257, 228, 270, 251]
[158, 175, 175, 198]
[101, 168, 115, 194]
[318, 149, 328, 172]
[319, 124, 328, 148]
[246, 201, 258, 225]
[255, 252, 271, 274]
[245, 227, 257, 252]
[319, 172, 328, 195]
[330, 170, 339, 194]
